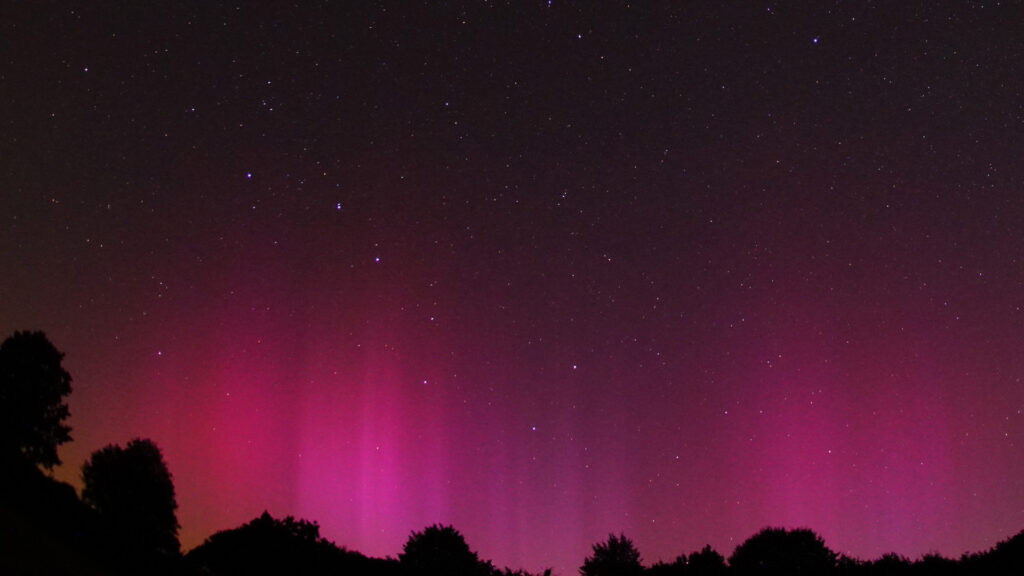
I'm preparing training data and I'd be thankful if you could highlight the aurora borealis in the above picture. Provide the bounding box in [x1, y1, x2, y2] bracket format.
[2, 2, 1023, 574]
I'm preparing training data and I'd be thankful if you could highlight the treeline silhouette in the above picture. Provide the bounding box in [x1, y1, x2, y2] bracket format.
[2, 330, 1023, 575]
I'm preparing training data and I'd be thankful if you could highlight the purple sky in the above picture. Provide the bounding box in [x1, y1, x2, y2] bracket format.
[3, 2, 1024, 574]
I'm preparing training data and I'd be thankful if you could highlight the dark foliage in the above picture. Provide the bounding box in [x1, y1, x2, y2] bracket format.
[0, 456, 98, 575]
[861, 552, 912, 576]
[912, 553, 958, 576]
[836, 554, 864, 576]
[729, 527, 837, 575]
[498, 568, 553, 576]
[581, 534, 644, 576]
[400, 524, 495, 576]
[640, 544, 727, 576]
[187, 511, 397, 576]
[0, 330, 72, 469]
[1, 455, 192, 575]
[646, 560, 683, 576]
[82, 437, 181, 555]
[688, 545, 728, 576]
[961, 529, 1024, 576]
[989, 529, 1024, 573]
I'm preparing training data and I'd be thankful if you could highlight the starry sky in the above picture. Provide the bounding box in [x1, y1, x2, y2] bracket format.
[3, 1, 1024, 574]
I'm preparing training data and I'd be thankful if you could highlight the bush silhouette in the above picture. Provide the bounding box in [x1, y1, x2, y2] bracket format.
[729, 527, 837, 575]
[581, 534, 644, 576]
[0, 330, 72, 469]
[82, 437, 180, 555]
[400, 524, 494, 576]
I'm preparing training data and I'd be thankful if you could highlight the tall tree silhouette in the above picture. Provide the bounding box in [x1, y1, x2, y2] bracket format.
[0, 330, 72, 469]
[581, 534, 644, 576]
[82, 437, 180, 555]
[399, 524, 494, 576]
[728, 527, 837, 575]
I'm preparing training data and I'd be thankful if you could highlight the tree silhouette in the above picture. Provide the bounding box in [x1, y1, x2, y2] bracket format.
[866, 552, 911, 576]
[835, 554, 864, 576]
[399, 524, 494, 576]
[961, 529, 1024, 576]
[81, 437, 180, 555]
[912, 553, 957, 576]
[498, 568, 553, 576]
[728, 527, 837, 575]
[581, 534, 644, 576]
[645, 560, 682, 576]
[187, 511, 396, 576]
[0, 330, 72, 469]
[687, 545, 727, 576]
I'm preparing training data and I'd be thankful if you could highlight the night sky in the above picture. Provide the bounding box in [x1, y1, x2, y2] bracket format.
[3, 2, 1024, 574]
